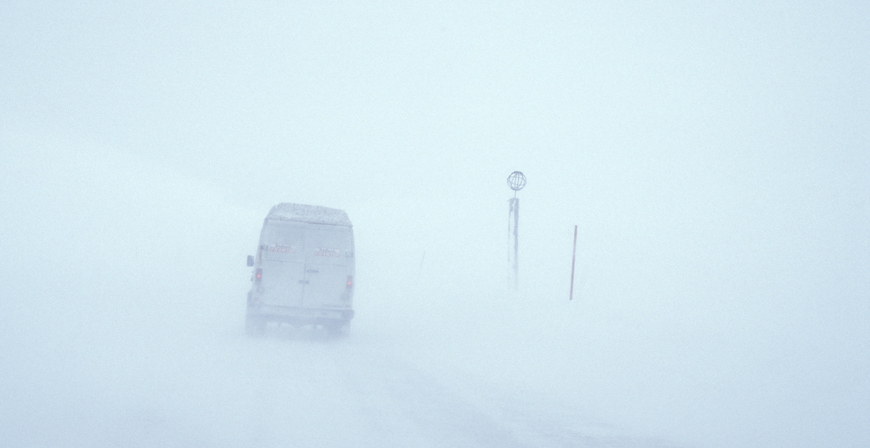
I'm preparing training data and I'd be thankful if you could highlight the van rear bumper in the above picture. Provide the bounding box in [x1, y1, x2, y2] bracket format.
[247, 303, 354, 326]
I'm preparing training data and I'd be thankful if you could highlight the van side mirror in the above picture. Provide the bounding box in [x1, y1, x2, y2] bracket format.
[247, 255, 254, 267]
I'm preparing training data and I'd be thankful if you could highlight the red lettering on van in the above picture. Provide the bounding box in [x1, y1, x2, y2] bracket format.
[268, 245, 297, 253]
[313, 248, 341, 257]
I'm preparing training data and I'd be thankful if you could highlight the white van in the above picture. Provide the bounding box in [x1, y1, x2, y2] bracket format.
[246, 203, 355, 336]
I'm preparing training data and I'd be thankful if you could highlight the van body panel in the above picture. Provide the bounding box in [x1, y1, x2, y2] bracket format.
[302, 223, 353, 309]
[257, 221, 307, 307]
[247, 203, 354, 334]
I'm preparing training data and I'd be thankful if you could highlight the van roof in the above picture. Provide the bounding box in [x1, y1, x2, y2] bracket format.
[266, 203, 352, 226]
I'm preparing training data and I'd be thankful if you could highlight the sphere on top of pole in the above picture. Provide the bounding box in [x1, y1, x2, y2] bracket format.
[507, 171, 527, 195]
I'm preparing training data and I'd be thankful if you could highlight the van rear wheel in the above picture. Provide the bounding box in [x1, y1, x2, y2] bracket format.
[326, 322, 350, 338]
[245, 315, 266, 336]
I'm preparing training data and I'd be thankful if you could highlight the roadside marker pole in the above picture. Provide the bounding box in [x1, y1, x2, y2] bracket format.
[569, 225, 578, 300]
[506, 171, 526, 291]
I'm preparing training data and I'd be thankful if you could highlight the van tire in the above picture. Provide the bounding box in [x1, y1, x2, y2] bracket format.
[326, 322, 350, 338]
[245, 315, 266, 336]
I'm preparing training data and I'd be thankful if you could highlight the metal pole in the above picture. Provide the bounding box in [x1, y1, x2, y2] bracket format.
[513, 197, 519, 290]
[508, 197, 519, 290]
[569, 225, 577, 300]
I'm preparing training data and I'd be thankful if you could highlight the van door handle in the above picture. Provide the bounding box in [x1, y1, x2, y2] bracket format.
[306, 269, 319, 274]
[298, 280, 310, 284]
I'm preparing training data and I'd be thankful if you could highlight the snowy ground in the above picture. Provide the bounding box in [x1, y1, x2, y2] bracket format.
[1, 293, 686, 448]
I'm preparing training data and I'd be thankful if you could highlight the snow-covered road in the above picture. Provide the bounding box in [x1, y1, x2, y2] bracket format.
[0, 290, 685, 448]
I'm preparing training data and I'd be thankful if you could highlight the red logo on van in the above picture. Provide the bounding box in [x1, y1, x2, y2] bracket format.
[313, 248, 341, 257]
[268, 245, 297, 253]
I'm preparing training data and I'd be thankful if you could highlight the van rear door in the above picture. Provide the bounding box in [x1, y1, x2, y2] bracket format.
[258, 220, 306, 307]
[302, 223, 353, 309]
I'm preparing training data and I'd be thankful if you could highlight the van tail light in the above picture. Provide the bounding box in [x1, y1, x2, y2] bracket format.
[255, 268, 262, 282]
[346, 276, 353, 288]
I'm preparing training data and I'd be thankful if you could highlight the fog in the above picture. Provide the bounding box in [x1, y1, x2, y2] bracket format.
[1, 2, 868, 447]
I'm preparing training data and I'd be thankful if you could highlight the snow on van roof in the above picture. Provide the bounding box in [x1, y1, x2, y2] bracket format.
[266, 203, 352, 226]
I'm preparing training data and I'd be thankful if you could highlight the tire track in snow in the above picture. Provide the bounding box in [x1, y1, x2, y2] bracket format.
[330, 335, 688, 448]
[334, 341, 528, 448]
